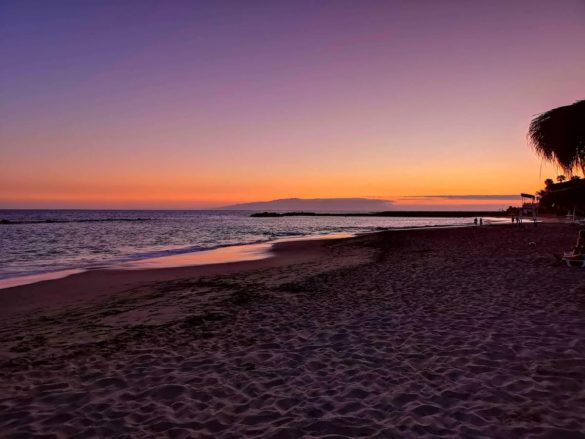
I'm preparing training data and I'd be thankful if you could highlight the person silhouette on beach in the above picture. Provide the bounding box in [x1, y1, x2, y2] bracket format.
[573, 230, 585, 256]
[474, 218, 478, 226]
[479, 218, 483, 226]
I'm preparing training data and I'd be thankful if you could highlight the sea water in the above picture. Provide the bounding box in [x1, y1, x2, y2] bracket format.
[0, 210, 502, 285]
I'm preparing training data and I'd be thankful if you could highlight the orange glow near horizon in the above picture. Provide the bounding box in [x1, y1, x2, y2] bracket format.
[0, 142, 564, 209]
[0, 154, 558, 209]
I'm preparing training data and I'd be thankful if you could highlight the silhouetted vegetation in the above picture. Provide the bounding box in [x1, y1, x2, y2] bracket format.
[529, 99, 585, 174]
[538, 177, 585, 216]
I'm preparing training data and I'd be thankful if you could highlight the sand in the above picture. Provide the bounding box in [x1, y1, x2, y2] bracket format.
[1, 224, 585, 438]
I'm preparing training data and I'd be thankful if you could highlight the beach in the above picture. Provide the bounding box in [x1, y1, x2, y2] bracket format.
[1, 223, 585, 438]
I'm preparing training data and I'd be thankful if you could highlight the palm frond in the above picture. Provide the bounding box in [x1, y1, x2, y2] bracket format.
[528, 100, 585, 174]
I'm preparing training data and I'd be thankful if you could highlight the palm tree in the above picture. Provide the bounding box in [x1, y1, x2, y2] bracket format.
[528, 100, 585, 174]
[557, 175, 566, 183]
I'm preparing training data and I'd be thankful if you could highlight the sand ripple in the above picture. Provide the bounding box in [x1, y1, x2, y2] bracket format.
[1, 225, 585, 437]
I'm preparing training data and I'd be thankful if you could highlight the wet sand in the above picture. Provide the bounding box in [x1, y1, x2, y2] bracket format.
[1, 224, 585, 438]
[0, 238, 336, 318]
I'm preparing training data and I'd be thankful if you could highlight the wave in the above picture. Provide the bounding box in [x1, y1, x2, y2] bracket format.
[1, 215, 508, 286]
[0, 231, 350, 282]
[0, 218, 151, 225]
[262, 231, 306, 238]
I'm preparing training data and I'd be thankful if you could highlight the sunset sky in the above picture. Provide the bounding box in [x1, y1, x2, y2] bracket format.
[1, 0, 584, 209]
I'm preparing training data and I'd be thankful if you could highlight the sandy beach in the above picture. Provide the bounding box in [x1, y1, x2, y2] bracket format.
[1, 223, 585, 438]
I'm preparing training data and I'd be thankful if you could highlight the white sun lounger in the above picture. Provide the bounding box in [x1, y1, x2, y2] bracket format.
[562, 253, 585, 267]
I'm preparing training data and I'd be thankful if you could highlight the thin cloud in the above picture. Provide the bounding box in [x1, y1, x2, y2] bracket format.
[398, 194, 520, 201]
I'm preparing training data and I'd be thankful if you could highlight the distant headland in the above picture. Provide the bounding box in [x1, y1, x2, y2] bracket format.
[221, 198, 394, 212]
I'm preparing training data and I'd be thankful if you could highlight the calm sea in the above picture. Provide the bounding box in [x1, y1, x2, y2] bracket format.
[0, 210, 501, 284]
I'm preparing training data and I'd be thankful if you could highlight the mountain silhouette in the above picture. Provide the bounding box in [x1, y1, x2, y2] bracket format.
[220, 198, 394, 212]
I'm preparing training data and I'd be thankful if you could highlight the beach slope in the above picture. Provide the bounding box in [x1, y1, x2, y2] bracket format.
[1, 224, 585, 438]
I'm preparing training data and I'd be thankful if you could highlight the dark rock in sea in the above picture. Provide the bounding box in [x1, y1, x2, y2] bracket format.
[250, 212, 283, 217]
[251, 210, 507, 218]
[251, 211, 318, 217]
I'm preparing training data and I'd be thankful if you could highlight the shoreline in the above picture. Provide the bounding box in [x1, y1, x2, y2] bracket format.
[0, 219, 508, 292]
[0, 232, 355, 292]
[0, 235, 345, 318]
[0, 220, 545, 318]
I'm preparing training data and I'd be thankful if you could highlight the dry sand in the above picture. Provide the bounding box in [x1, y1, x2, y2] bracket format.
[1, 224, 585, 438]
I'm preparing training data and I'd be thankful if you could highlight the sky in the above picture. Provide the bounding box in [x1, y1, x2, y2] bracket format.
[1, 0, 584, 209]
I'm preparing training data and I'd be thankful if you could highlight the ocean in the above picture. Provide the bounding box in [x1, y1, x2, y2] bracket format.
[0, 210, 503, 286]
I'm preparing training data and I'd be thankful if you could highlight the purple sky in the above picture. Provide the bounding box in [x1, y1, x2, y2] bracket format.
[1, 0, 584, 208]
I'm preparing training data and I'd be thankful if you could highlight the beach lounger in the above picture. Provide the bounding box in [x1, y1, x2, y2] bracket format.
[562, 253, 585, 267]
